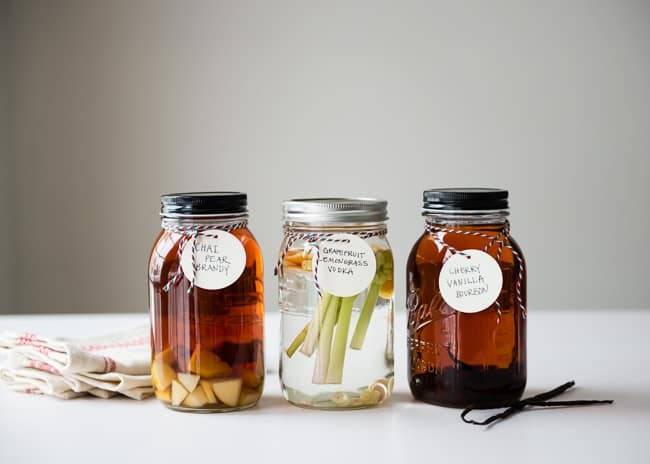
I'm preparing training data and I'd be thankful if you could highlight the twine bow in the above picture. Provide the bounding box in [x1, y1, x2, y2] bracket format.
[274, 229, 387, 298]
[162, 220, 248, 293]
[425, 220, 526, 320]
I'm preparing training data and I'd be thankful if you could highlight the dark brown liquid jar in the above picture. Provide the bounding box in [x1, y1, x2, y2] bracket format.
[406, 188, 527, 408]
[148, 192, 264, 412]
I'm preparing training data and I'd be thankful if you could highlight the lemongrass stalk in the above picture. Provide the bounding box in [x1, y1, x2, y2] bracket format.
[325, 295, 357, 384]
[312, 296, 340, 384]
[350, 249, 393, 350]
[300, 293, 332, 357]
[350, 282, 380, 349]
[286, 324, 308, 358]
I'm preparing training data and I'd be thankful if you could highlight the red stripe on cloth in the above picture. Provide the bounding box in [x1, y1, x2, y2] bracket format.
[103, 356, 117, 373]
[26, 360, 60, 375]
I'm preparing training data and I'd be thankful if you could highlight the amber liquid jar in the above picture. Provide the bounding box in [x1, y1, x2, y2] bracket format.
[407, 189, 526, 408]
[148, 192, 264, 412]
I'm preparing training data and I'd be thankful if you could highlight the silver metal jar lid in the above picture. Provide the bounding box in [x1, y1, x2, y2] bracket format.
[282, 198, 388, 224]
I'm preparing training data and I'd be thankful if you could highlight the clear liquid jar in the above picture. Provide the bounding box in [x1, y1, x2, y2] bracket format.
[278, 198, 394, 409]
[148, 192, 264, 412]
[407, 189, 527, 407]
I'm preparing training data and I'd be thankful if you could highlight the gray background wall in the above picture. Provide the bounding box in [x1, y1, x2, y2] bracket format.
[0, 1, 14, 313]
[1, 0, 649, 314]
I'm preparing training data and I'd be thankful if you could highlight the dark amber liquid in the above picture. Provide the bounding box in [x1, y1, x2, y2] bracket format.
[148, 227, 264, 409]
[406, 223, 526, 408]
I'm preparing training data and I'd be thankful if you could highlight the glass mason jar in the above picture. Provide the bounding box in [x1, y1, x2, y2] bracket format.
[148, 192, 264, 412]
[407, 189, 527, 408]
[278, 198, 394, 409]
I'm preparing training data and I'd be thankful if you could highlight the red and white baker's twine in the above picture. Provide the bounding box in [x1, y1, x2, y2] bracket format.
[275, 229, 387, 298]
[425, 221, 527, 320]
[162, 221, 248, 293]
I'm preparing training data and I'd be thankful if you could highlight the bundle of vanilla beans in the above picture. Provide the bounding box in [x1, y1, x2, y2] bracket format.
[461, 381, 614, 426]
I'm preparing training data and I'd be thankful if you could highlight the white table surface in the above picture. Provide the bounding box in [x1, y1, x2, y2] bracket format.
[1, 310, 648, 464]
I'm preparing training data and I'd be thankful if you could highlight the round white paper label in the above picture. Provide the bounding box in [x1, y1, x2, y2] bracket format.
[180, 231, 246, 290]
[316, 234, 376, 297]
[438, 249, 503, 314]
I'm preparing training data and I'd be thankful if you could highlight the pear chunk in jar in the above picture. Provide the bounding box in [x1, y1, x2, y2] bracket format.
[150, 344, 264, 411]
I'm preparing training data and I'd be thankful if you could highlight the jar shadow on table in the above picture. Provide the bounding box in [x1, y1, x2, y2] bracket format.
[388, 391, 421, 404]
[239, 393, 396, 414]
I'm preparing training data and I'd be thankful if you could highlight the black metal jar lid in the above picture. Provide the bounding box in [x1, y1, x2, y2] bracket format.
[423, 188, 508, 213]
[161, 192, 247, 217]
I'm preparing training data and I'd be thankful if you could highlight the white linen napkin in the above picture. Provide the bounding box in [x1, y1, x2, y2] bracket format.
[0, 325, 152, 400]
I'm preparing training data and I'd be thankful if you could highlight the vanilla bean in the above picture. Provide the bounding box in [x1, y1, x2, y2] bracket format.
[461, 381, 613, 426]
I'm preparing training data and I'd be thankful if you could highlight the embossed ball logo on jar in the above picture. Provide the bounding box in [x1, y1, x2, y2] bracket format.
[316, 233, 377, 297]
[180, 231, 246, 290]
[438, 249, 503, 314]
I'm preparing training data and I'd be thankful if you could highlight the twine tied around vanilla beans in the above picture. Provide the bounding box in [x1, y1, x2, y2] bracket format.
[461, 381, 613, 426]
[274, 228, 387, 298]
[425, 220, 526, 321]
[162, 220, 248, 293]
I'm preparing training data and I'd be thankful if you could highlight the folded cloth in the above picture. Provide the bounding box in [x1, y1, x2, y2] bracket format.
[0, 325, 152, 400]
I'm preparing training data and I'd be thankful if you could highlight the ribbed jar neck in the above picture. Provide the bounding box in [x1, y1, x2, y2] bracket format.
[284, 221, 387, 234]
[161, 213, 248, 230]
[423, 210, 509, 230]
